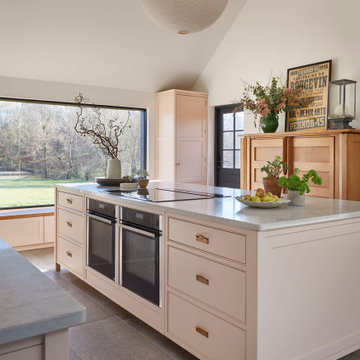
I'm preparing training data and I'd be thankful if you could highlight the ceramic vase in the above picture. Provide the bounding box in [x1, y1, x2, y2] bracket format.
[287, 190, 305, 206]
[138, 179, 149, 188]
[262, 177, 282, 197]
[260, 113, 279, 133]
[106, 158, 121, 179]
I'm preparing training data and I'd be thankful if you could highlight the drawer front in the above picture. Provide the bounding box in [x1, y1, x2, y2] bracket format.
[168, 246, 246, 322]
[168, 218, 245, 263]
[58, 191, 83, 212]
[57, 209, 84, 245]
[168, 293, 245, 360]
[57, 236, 83, 276]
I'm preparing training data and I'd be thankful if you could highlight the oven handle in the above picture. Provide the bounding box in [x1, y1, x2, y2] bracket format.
[86, 212, 115, 225]
[120, 223, 159, 238]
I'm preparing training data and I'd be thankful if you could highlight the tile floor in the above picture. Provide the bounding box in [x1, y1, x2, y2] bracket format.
[21, 248, 197, 360]
[20, 248, 360, 360]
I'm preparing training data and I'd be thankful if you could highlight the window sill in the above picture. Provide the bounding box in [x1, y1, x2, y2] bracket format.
[0, 207, 54, 220]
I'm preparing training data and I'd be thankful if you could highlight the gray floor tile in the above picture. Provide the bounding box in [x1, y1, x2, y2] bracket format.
[69, 347, 82, 360]
[67, 287, 114, 324]
[70, 316, 174, 360]
[124, 316, 197, 360]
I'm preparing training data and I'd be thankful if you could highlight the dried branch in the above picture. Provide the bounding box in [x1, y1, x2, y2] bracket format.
[74, 93, 131, 159]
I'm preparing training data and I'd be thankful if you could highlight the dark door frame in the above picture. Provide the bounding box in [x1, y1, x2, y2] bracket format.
[214, 103, 243, 187]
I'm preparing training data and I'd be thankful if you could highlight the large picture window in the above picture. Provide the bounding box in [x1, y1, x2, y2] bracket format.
[0, 98, 147, 209]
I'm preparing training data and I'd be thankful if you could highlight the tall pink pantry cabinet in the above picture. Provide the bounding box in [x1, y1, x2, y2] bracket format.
[155, 89, 208, 184]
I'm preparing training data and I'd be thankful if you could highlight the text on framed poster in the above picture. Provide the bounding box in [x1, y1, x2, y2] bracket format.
[286, 60, 332, 132]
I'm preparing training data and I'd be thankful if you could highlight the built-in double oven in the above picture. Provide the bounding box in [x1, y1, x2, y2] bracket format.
[86, 199, 162, 306]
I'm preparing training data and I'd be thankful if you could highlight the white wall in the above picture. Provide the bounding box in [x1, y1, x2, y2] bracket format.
[0, 76, 156, 178]
[193, 0, 360, 184]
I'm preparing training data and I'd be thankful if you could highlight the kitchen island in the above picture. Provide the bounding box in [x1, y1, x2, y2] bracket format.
[0, 238, 86, 360]
[55, 181, 360, 360]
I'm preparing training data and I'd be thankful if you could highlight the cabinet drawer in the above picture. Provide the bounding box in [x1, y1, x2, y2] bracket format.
[168, 247, 245, 322]
[57, 236, 83, 276]
[57, 209, 84, 245]
[57, 191, 83, 212]
[168, 293, 245, 360]
[168, 218, 245, 263]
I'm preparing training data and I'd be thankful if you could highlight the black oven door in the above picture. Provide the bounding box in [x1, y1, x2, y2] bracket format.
[121, 224, 160, 306]
[87, 213, 116, 281]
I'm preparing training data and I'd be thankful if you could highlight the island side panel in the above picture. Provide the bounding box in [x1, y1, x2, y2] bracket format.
[257, 218, 360, 360]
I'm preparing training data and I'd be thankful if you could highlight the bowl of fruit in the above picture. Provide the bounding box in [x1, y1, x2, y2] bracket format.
[236, 188, 290, 209]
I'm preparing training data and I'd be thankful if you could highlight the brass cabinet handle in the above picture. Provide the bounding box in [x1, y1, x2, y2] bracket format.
[66, 221, 72, 228]
[175, 162, 180, 166]
[195, 234, 209, 244]
[66, 198, 73, 205]
[66, 251, 72, 258]
[196, 274, 209, 286]
[195, 326, 209, 338]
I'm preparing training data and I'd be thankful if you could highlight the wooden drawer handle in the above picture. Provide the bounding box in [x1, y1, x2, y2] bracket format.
[196, 234, 209, 244]
[195, 326, 209, 338]
[196, 274, 209, 285]
[66, 251, 72, 258]
[66, 221, 73, 228]
[66, 198, 73, 205]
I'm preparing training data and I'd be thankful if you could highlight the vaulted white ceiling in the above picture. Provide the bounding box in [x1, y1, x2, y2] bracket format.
[0, 0, 245, 92]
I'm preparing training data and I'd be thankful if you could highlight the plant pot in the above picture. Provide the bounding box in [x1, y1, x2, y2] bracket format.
[106, 158, 121, 179]
[287, 190, 305, 206]
[138, 179, 149, 188]
[260, 113, 279, 133]
[262, 177, 282, 197]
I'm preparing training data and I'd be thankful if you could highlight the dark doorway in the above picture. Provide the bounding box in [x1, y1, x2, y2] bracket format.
[215, 105, 244, 188]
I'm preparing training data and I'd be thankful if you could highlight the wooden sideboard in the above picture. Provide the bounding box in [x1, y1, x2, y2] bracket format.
[240, 129, 360, 200]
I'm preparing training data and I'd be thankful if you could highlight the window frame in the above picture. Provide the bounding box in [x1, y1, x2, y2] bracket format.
[0, 96, 148, 209]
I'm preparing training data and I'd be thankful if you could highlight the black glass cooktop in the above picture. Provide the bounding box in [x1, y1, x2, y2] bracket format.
[107, 187, 227, 203]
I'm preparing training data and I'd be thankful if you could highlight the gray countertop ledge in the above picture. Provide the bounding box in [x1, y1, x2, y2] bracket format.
[57, 181, 360, 231]
[0, 239, 86, 346]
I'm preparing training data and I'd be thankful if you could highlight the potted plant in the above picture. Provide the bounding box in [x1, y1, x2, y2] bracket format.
[261, 156, 287, 197]
[74, 93, 131, 179]
[278, 168, 322, 206]
[236, 77, 311, 133]
[136, 169, 149, 188]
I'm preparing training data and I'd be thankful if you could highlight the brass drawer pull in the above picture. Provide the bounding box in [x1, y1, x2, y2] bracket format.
[196, 274, 209, 285]
[66, 221, 72, 228]
[195, 326, 209, 338]
[66, 251, 72, 258]
[66, 198, 73, 205]
[196, 234, 209, 244]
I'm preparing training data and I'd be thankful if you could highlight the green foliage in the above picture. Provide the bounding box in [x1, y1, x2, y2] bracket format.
[136, 169, 149, 180]
[278, 169, 322, 195]
[260, 155, 288, 178]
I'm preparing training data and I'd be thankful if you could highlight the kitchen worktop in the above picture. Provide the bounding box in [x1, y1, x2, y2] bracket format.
[56, 181, 360, 231]
[0, 238, 86, 345]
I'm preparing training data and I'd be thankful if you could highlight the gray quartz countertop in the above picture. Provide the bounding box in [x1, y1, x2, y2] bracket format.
[57, 181, 360, 231]
[0, 239, 86, 345]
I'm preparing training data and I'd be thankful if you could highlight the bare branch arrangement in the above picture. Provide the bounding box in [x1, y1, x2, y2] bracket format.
[74, 93, 131, 159]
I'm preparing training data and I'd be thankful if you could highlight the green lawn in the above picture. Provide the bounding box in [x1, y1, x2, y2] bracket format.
[0, 177, 83, 208]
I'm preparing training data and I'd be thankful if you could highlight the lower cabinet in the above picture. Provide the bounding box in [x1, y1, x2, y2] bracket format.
[167, 293, 245, 360]
[57, 236, 83, 278]
[0, 214, 55, 250]
[166, 215, 250, 360]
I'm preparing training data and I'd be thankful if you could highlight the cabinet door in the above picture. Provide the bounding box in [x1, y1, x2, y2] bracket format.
[289, 136, 334, 198]
[176, 139, 205, 183]
[175, 95, 207, 184]
[250, 138, 285, 190]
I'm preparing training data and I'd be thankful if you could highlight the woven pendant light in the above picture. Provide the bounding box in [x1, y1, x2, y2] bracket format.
[139, 0, 228, 35]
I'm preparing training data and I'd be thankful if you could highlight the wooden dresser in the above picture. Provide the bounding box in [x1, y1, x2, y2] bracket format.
[240, 129, 360, 200]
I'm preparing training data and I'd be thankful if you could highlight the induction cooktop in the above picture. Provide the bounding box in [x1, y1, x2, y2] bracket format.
[106, 187, 228, 203]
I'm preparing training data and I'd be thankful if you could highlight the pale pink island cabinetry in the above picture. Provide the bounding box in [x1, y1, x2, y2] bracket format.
[55, 181, 360, 360]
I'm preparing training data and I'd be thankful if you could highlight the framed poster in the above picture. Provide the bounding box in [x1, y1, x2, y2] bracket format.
[285, 60, 332, 132]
